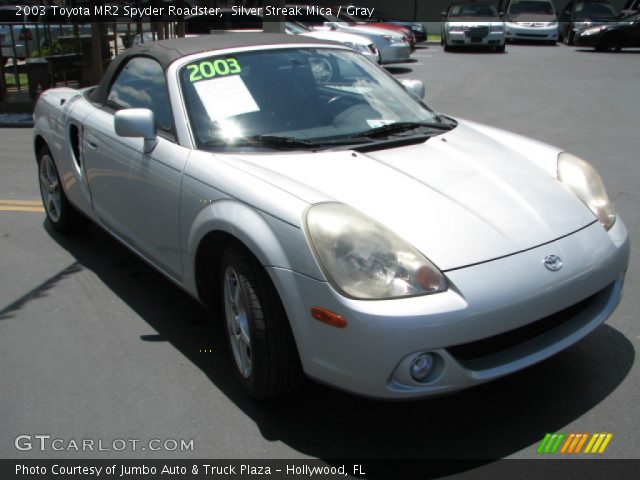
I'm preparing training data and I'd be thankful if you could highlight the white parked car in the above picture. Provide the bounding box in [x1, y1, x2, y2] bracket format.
[499, 0, 559, 44]
[441, 2, 506, 52]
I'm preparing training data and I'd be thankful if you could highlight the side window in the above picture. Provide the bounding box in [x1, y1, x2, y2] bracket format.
[106, 57, 174, 135]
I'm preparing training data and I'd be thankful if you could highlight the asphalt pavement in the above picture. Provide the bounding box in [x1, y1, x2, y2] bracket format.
[1, 43, 638, 465]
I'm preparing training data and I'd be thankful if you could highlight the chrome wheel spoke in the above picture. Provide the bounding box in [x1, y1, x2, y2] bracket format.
[237, 335, 251, 376]
[45, 156, 54, 182]
[39, 172, 49, 191]
[223, 265, 252, 379]
[39, 155, 62, 222]
[50, 195, 61, 217]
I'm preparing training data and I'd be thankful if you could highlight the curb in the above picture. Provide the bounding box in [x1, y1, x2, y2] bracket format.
[0, 122, 34, 128]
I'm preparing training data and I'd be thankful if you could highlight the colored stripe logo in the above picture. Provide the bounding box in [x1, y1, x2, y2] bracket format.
[537, 433, 613, 454]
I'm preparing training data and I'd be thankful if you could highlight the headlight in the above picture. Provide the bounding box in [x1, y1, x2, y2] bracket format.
[490, 25, 504, 32]
[385, 35, 406, 45]
[448, 25, 464, 33]
[581, 26, 605, 35]
[343, 41, 369, 54]
[305, 203, 447, 299]
[574, 21, 591, 30]
[557, 152, 616, 231]
[411, 24, 424, 32]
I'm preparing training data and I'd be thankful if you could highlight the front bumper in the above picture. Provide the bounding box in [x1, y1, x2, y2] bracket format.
[505, 22, 558, 41]
[446, 31, 505, 47]
[412, 30, 427, 43]
[574, 32, 603, 47]
[378, 44, 411, 64]
[269, 219, 629, 399]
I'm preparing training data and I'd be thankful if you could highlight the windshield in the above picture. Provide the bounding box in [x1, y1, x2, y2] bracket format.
[575, 2, 617, 18]
[285, 21, 310, 34]
[509, 1, 554, 15]
[449, 4, 499, 17]
[180, 48, 449, 151]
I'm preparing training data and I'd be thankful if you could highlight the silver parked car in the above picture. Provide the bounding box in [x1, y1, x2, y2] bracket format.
[285, 21, 380, 63]
[33, 35, 629, 400]
[286, 6, 410, 63]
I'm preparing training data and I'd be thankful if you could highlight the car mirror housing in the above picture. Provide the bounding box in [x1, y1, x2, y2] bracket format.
[440, 11, 448, 20]
[400, 79, 426, 100]
[114, 108, 158, 153]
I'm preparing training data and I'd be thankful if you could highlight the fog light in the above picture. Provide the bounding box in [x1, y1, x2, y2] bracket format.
[410, 353, 435, 381]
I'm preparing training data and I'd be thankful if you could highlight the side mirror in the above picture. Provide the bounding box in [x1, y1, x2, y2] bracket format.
[114, 108, 158, 153]
[440, 11, 447, 20]
[401, 79, 426, 100]
[325, 22, 338, 30]
[499, 11, 506, 18]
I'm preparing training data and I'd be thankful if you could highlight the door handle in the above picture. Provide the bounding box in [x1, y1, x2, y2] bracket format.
[86, 134, 98, 150]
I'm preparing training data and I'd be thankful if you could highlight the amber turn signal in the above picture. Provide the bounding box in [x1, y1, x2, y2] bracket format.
[311, 307, 347, 328]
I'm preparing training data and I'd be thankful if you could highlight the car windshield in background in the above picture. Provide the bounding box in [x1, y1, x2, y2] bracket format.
[180, 48, 449, 151]
[575, 2, 618, 18]
[285, 21, 311, 34]
[510, 0, 554, 14]
[449, 4, 500, 17]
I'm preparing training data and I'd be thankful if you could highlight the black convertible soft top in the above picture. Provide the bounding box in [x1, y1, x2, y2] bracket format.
[89, 33, 340, 105]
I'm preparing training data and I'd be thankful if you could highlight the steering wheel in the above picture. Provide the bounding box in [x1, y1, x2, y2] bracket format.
[321, 95, 362, 124]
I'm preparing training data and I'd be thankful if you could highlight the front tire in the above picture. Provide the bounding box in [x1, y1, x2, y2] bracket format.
[37, 145, 87, 234]
[564, 29, 574, 45]
[598, 33, 624, 52]
[219, 244, 302, 399]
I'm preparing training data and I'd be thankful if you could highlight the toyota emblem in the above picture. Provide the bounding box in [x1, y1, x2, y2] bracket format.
[543, 255, 563, 271]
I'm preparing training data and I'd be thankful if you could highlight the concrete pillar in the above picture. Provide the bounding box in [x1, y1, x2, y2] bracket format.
[262, 0, 286, 33]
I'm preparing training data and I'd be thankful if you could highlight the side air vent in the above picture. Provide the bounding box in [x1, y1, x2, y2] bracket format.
[69, 124, 82, 169]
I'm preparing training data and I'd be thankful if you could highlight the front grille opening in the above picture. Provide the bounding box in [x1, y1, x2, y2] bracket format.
[447, 292, 600, 363]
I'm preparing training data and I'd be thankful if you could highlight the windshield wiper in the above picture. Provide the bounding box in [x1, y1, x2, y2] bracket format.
[351, 121, 452, 139]
[205, 135, 372, 150]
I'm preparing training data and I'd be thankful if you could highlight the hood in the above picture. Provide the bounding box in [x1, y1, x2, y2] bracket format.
[334, 24, 405, 39]
[574, 15, 617, 22]
[301, 30, 370, 45]
[509, 13, 557, 22]
[220, 120, 596, 271]
[448, 17, 501, 23]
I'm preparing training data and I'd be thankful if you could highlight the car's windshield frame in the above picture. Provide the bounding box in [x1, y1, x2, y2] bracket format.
[508, 0, 556, 15]
[574, 1, 618, 18]
[448, 3, 500, 18]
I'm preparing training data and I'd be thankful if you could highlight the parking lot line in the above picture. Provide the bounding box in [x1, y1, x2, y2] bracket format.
[0, 199, 44, 213]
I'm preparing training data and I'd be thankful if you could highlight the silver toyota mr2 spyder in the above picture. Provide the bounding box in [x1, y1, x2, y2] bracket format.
[33, 34, 629, 399]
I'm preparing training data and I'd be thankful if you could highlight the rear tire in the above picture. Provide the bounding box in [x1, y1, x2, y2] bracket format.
[219, 243, 302, 399]
[37, 145, 87, 234]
